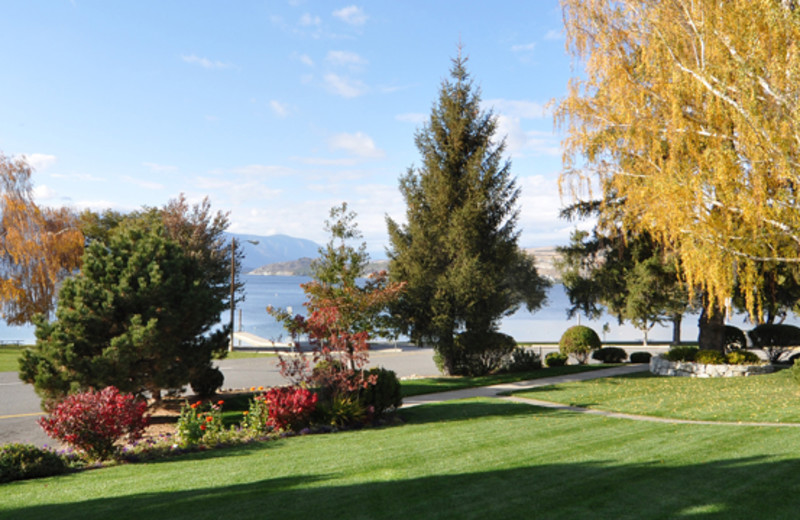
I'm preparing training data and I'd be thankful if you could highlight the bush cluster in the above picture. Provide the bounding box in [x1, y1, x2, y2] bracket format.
[694, 349, 728, 365]
[559, 326, 601, 364]
[629, 351, 652, 364]
[664, 346, 699, 362]
[725, 350, 761, 365]
[502, 347, 542, 372]
[545, 352, 568, 367]
[592, 347, 627, 364]
[176, 399, 226, 448]
[748, 324, 800, 363]
[0, 444, 71, 483]
[38, 386, 149, 461]
[436, 331, 517, 376]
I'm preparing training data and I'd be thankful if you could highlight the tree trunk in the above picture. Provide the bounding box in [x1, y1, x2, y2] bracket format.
[671, 314, 682, 345]
[698, 303, 725, 352]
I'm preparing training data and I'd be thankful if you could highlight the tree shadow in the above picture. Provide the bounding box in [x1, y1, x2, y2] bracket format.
[7, 456, 800, 519]
[397, 398, 581, 425]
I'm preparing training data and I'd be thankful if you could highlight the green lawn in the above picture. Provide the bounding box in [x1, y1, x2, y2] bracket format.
[517, 368, 800, 423]
[0, 345, 28, 372]
[4, 398, 800, 519]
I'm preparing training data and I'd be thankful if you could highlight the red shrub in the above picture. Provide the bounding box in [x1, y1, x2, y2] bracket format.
[38, 386, 149, 460]
[264, 386, 318, 432]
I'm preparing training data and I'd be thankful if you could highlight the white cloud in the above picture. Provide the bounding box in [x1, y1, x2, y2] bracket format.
[299, 13, 321, 26]
[270, 100, 289, 117]
[333, 5, 368, 26]
[511, 43, 536, 52]
[25, 153, 57, 171]
[326, 50, 367, 68]
[328, 132, 384, 159]
[32, 184, 58, 201]
[297, 53, 314, 67]
[180, 54, 233, 69]
[142, 162, 178, 172]
[324, 73, 367, 98]
[395, 113, 427, 124]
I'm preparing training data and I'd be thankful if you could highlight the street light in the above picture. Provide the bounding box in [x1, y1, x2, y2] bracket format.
[230, 238, 259, 352]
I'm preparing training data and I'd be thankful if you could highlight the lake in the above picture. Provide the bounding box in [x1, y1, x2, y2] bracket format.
[6, 274, 783, 345]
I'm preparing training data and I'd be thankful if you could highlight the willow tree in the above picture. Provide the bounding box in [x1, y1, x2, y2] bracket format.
[557, 0, 800, 323]
[0, 154, 83, 325]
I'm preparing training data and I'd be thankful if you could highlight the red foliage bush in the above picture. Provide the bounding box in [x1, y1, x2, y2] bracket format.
[263, 386, 318, 432]
[38, 386, 149, 460]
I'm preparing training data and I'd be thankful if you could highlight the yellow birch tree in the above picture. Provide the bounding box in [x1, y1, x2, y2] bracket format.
[557, 0, 800, 318]
[0, 153, 83, 324]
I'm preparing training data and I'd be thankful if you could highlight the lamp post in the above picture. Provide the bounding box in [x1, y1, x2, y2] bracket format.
[230, 238, 259, 352]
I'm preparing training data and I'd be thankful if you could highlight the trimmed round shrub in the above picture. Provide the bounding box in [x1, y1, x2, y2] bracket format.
[664, 346, 699, 362]
[629, 351, 652, 364]
[190, 366, 225, 398]
[559, 326, 601, 364]
[545, 352, 568, 367]
[726, 350, 761, 365]
[748, 324, 800, 363]
[694, 349, 727, 364]
[0, 444, 70, 483]
[502, 347, 542, 372]
[359, 367, 402, 417]
[724, 325, 747, 351]
[592, 347, 628, 364]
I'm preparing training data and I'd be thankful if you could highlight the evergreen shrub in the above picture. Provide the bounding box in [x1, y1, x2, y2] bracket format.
[724, 325, 747, 351]
[502, 347, 542, 372]
[664, 346, 698, 362]
[591, 347, 627, 363]
[0, 444, 70, 483]
[725, 350, 761, 365]
[359, 367, 402, 417]
[559, 326, 601, 364]
[629, 351, 652, 364]
[190, 366, 225, 398]
[694, 349, 728, 364]
[748, 324, 800, 363]
[545, 352, 568, 367]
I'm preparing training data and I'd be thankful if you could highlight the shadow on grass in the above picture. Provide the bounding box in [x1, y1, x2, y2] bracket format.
[7, 455, 800, 519]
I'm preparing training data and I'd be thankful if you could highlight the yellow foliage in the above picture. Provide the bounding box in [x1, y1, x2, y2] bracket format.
[0, 153, 83, 324]
[558, 0, 800, 317]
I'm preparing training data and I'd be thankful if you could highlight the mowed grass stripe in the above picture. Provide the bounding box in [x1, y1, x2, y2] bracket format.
[519, 369, 800, 423]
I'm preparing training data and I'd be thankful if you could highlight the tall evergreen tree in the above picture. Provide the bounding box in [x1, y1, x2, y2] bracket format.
[386, 54, 549, 375]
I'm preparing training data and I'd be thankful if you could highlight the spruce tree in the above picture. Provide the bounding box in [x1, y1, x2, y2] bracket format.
[386, 54, 549, 375]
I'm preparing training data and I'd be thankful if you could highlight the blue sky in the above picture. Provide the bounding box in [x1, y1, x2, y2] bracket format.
[1, 1, 580, 255]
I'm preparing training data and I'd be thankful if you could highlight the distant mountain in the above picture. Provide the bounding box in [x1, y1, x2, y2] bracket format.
[249, 258, 390, 276]
[228, 233, 321, 272]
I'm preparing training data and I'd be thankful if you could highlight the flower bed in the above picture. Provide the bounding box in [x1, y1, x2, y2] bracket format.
[650, 355, 775, 378]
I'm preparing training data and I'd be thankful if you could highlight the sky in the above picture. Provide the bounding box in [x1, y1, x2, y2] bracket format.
[1, 0, 584, 256]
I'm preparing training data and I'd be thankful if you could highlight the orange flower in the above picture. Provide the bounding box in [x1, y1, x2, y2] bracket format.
[258, 386, 264, 391]
[217, 400, 225, 406]
[250, 386, 255, 391]
[200, 424, 207, 431]
[206, 415, 214, 422]
[242, 411, 249, 416]
[191, 402, 199, 409]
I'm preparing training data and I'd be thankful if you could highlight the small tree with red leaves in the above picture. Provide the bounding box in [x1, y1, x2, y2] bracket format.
[269, 204, 405, 417]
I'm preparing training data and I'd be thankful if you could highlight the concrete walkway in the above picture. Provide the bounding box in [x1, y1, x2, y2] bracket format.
[402, 363, 650, 407]
[404, 363, 800, 428]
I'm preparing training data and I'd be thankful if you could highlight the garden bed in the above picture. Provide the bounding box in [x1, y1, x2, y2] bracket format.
[650, 355, 774, 378]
